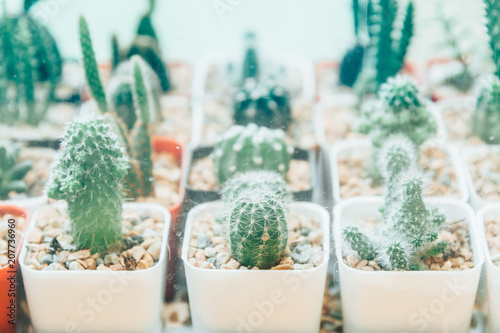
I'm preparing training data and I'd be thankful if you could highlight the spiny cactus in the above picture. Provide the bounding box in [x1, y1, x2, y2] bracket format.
[137, 0, 158, 41]
[227, 187, 288, 269]
[357, 75, 437, 149]
[0, 143, 33, 200]
[222, 170, 289, 205]
[472, 77, 500, 144]
[378, 135, 417, 216]
[484, 0, 500, 78]
[233, 80, 292, 131]
[211, 124, 293, 185]
[46, 118, 128, 254]
[242, 32, 259, 82]
[342, 169, 448, 271]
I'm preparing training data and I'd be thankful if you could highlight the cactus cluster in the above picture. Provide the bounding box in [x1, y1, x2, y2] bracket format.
[0, 143, 33, 200]
[0, 0, 62, 126]
[357, 75, 437, 149]
[79, 17, 156, 199]
[46, 118, 128, 254]
[472, 77, 500, 144]
[233, 80, 292, 131]
[225, 185, 289, 269]
[211, 124, 293, 185]
[343, 167, 448, 271]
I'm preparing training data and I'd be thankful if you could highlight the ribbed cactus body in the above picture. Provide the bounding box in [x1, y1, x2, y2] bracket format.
[343, 226, 377, 261]
[212, 124, 293, 185]
[228, 187, 288, 269]
[472, 77, 500, 144]
[46, 118, 128, 254]
[222, 170, 288, 204]
[0, 143, 33, 200]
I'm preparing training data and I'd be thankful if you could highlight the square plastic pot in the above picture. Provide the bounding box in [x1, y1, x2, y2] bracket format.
[183, 146, 317, 209]
[330, 139, 469, 205]
[462, 145, 500, 210]
[0, 205, 30, 333]
[182, 201, 330, 333]
[19, 203, 170, 333]
[476, 204, 500, 333]
[334, 197, 484, 333]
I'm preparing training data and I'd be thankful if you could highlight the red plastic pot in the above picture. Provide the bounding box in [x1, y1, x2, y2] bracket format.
[152, 136, 185, 300]
[0, 205, 30, 333]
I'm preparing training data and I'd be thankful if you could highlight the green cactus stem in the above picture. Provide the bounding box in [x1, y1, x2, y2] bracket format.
[242, 32, 259, 81]
[211, 124, 293, 185]
[384, 242, 410, 270]
[484, 0, 500, 78]
[472, 77, 500, 144]
[342, 226, 377, 261]
[46, 118, 128, 254]
[0, 143, 33, 200]
[227, 187, 288, 269]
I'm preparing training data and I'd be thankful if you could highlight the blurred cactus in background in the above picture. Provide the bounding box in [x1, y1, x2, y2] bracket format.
[472, 77, 500, 144]
[242, 31, 259, 82]
[0, 142, 33, 200]
[484, 0, 500, 78]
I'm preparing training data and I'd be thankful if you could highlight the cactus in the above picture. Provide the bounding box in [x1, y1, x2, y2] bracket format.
[0, 143, 33, 200]
[342, 169, 448, 271]
[211, 124, 293, 185]
[222, 170, 289, 205]
[227, 187, 288, 269]
[137, 0, 158, 41]
[472, 77, 500, 144]
[242, 32, 259, 81]
[484, 0, 500, 78]
[111, 34, 121, 71]
[233, 80, 292, 131]
[46, 118, 128, 254]
[358, 75, 437, 149]
[339, 44, 365, 88]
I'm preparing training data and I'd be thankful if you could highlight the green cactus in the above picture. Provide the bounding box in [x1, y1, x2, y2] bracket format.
[227, 187, 288, 269]
[358, 75, 437, 149]
[222, 170, 289, 205]
[211, 124, 293, 185]
[131, 58, 154, 197]
[384, 242, 411, 270]
[0, 143, 33, 200]
[342, 226, 377, 261]
[378, 134, 418, 216]
[46, 118, 128, 254]
[472, 77, 500, 144]
[137, 0, 158, 41]
[111, 34, 121, 71]
[233, 80, 292, 131]
[484, 0, 500, 78]
[242, 32, 259, 81]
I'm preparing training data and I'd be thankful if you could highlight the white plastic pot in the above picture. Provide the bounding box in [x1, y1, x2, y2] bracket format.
[462, 145, 500, 210]
[182, 201, 330, 333]
[20, 203, 170, 333]
[330, 139, 469, 205]
[334, 197, 484, 333]
[477, 204, 500, 333]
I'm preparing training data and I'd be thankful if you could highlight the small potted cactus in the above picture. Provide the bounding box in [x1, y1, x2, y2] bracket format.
[477, 204, 500, 333]
[182, 171, 329, 332]
[330, 75, 468, 203]
[185, 123, 316, 208]
[334, 166, 483, 332]
[0, 141, 57, 212]
[20, 117, 170, 333]
[0, 205, 30, 333]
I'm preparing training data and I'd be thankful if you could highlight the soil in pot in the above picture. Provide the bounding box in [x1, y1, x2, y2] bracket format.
[338, 146, 461, 199]
[187, 211, 324, 270]
[344, 218, 474, 272]
[322, 101, 365, 145]
[23, 205, 165, 272]
[467, 152, 500, 203]
[485, 217, 500, 269]
[439, 101, 484, 145]
[188, 156, 311, 193]
[3, 148, 55, 201]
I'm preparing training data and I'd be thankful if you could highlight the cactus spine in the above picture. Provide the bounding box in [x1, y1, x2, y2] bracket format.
[46, 118, 128, 254]
[227, 187, 288, 269]
[0, 143, 33, 200]
[472, 77, 500, 144]
[211, 124, 293, 185]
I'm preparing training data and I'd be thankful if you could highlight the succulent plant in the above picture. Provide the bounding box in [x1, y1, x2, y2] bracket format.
[46, 118, 128, 254]
[358, 75, 437, 149]
[211, 124, 293, 185]
[222, 170, 289, 205]
[0, 143, 33, 200]
[342, 169, 448, 271]
[227, 186, 288, 269]
[339, 44, 365, 88]
[137, 0, 158, 41]
[0, 0, 62, 126]
[233, 80, 292, 131]
[472, 77, 500, 144]
[484, 0, 500, 78]
[242, 32, 259, 82]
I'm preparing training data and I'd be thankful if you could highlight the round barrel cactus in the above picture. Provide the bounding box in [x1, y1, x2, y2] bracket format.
[222, 170, 289, 204]
[211, 124, 293, 185]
